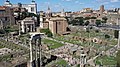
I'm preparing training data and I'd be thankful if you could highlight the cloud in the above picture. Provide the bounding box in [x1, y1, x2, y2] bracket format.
[102, 2, 109, 5]
[79, 3, 84, 5]
[96, 0, 119, 2]
[75, 1, 84, 4]
[75, 1, 79, 3]
[44, 2, 50, 5]
[111, 0, 119, 2]
[54, 3, 61, 8]
[62, 0, 72, 2]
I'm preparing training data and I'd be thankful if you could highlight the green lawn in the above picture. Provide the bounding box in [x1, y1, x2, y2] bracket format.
[56, 59, 68, 66]
[42, 39, 64, 49]
[46, 59, 69, 67]
[95, 55, 117, 65]
[109, 39, 118, 46]
[54, 35, 82, 45]
[0, 54, 12, 61]
[0, 44, 4, 48]
[0, 39, 28, 51]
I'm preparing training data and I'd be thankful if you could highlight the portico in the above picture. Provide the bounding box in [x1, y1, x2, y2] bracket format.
[21, 17, 36, 33]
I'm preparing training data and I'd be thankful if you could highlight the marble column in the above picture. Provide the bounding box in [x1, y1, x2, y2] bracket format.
[19, 22, 21, 36]
[118, 30, 120, 49]
[33, 24, 35, 32]
[26, 24, 28, 33]
[29, 39, 33, 67]
[38, 38, 42, 67]
[80, 52, 86, 67]
[118, 18, 120, 49]
[35, 39, 38, 67]
[31, 25, 33, 32]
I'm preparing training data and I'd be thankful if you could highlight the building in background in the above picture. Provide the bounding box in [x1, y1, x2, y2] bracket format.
[49, 17, 68, 35]
[39, 7, 68, 35]
[99, 5, 105, 14]
[107, 14, 120, 25]
[4, 0, 37, 14]
[0, 6, 15, 29]
[20, 17, 36, 33]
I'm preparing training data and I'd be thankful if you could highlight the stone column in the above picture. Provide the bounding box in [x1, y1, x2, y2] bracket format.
[33, 24, 35, 32]
[29, 39, 33, 67]
[26, 24, 28, 33]
[118, 18, 120, 49]
[80, 54, 86, 67]
[0, 20, 3, 29]
[19, 22, 21, 36]
[35, 39, 38, 67]
[37, 38, 42, 67]
[31, 25, 33, 32]
[80, 49, 86, 67]
[118, 30, 120, 49]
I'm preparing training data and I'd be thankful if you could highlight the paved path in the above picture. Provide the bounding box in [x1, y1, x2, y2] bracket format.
[87, 55, 99, 66]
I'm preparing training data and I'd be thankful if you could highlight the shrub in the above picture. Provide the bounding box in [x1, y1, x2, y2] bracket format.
[40, 28, 53, 37]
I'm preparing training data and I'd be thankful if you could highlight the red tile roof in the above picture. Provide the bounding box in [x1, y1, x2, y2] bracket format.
[0, 6, 7, 10]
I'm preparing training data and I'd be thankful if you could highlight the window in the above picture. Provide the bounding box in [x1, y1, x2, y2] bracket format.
[31, 7, 34, 12]
[0, 10, 5, 14]
[5, 17, 7, 21]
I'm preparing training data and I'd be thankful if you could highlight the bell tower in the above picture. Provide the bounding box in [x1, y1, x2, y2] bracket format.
[46, 6, 52, 18]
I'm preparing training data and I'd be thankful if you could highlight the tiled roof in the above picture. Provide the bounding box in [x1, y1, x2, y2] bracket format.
[0, 6, 7, 10]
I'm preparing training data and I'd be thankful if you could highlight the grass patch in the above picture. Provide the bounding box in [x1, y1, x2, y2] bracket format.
[42, 39, 64, 49]
[56, 59, 68, 66]
[95, 55, 117, 65]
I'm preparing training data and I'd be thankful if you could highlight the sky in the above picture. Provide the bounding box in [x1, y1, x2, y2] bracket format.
[0, 0, 120, 12]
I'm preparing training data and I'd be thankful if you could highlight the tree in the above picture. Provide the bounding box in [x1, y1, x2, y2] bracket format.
[84, 17, 91, 20]
[0, 29, 5, 34]
[95, 29, 99, 33]
[104, 34, 110, 39]
[102, 17, 108, 23]
[70, 17, 84, 26]
[95, 20, 101, 26]
[70, 20, 78, 25]
[78, 19, 84, 25]
[76, 17, 84, 25]
[75, 17, 83, 19]
[114, 30, 119, 39]
[91, 17, 96, 19]
[40, 28, 53, 37]
[116, 50, 120, 67]
[84, 21, 90, 26]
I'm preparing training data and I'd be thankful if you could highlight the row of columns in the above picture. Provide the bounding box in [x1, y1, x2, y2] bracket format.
[25, 24, 35, 33]
[29, 37, 42, 67]
[20, 23, 35, 33]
